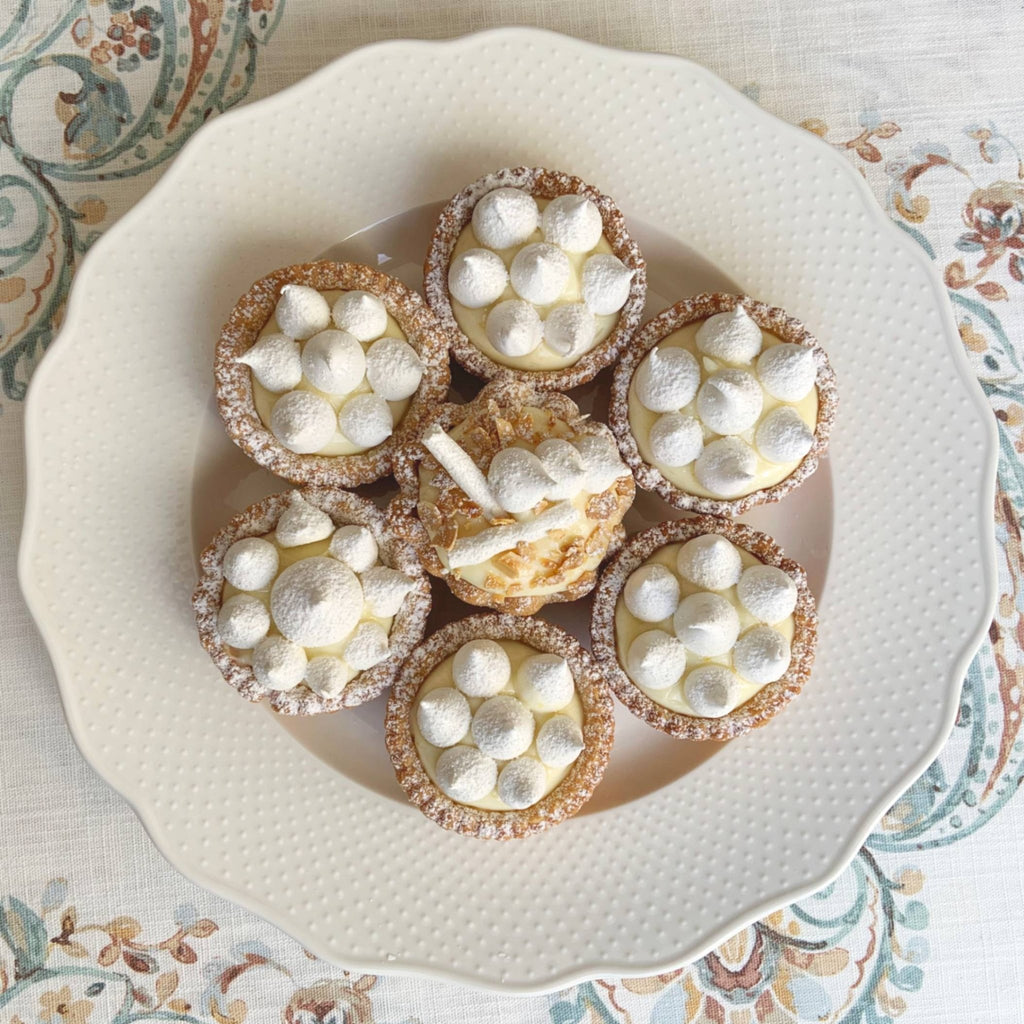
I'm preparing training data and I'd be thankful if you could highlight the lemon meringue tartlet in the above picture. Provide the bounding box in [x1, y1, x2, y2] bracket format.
[193, 488, 431, 715]
[610, 294, 837, 516]
[216, 261, 451, 487]
[590, 515, 817, 741]
[385, 614, 614, 839]
[391, 378, 635, 615]
[424, 167, 646, 390]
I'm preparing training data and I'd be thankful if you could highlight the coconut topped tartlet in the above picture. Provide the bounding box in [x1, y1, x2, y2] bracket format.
[424, 167, 646, 390]
[391, 378, 635, 615]
[216, 260, 451, 487]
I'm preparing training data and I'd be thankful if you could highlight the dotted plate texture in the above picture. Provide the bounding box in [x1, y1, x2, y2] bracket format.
[18, 29, 998, 994]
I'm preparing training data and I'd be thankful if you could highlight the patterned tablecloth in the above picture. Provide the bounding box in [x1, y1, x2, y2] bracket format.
[2, 3, 1022, 1022]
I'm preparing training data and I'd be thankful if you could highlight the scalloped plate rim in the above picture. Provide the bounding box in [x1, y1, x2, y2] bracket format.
[18, 26, 998, 994]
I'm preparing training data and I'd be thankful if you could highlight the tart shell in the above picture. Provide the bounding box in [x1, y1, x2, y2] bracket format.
[609, 293, 837, 516]
[390, 377, 635, 616]
[423, 166, 647, 391]
[192, 487, 431, 715]
[216, 260, 451, 487]
[590, 514, 817, 741]
[385, 613, 615, 840]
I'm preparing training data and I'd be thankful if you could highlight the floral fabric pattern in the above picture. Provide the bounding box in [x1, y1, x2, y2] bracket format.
[0, 0, 283, 400]
[1, 6, 1022, 1023]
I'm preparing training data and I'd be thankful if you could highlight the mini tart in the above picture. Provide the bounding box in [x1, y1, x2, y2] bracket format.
[193, 488, 431, 715]
[423, 166, 646, 390]
[391, 378, 635, 615]
[610, 293, 837, 516]
[590, 515, 817, 741]
[385, 614, 614, 840]
[216, 261, 451, 487]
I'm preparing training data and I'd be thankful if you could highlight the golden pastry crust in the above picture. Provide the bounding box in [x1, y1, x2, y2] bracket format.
[609, 293, 838, 516]
[390, 378, 635, 616]
[385, 614, 615, 840]
[215, 260, 451, 487]
[590, 514, 817, 741]
[192, 488, 431, 715]
[423, 166, 646, 390]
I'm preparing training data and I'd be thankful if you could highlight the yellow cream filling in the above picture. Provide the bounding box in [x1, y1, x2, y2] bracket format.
[450, 199, 620, 371]
[628, 323, 818, 499]
[249, 289, 413, 456]
[613, 542, 794, 717]
[412, 639, 585, 811]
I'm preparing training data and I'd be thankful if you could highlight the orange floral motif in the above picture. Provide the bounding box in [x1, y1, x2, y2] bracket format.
[38, 985, 93, 1024]
[944, 180, 1024, 298]
[283, 977, 377, 1024]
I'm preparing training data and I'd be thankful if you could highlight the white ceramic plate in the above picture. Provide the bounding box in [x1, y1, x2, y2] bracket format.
[20, 28, 997, 993]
